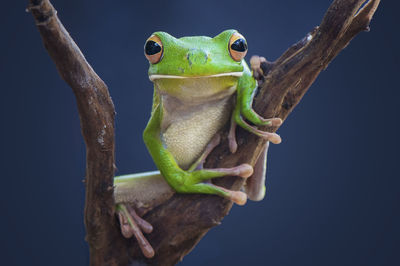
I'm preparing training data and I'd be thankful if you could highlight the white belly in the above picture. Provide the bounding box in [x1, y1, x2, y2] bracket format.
[161, 96, 233, 169]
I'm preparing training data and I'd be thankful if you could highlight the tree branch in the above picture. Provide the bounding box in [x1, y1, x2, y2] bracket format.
[128, 0, 381, 265]
[28, 0, 118, 264]
[28, 0, 380, 265]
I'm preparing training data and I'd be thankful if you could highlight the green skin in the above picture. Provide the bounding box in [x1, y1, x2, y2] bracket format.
[115, 29, 280, 201]
[114, 30, 282, 258]
[143, 30, 272, 199]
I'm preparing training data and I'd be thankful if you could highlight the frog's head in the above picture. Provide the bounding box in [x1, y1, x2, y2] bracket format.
[144, 30, 249, 102]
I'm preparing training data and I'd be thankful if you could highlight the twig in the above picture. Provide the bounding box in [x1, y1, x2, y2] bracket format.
[28, 0, 380, 265]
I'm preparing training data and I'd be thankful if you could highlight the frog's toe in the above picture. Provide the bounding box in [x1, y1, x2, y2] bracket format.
[209, 164, 253, 179]
[234, 163, 253, 178]
[228, 119, 238, 154]
[235, 114, 282, 144]
[229, 190, 247, 205]
[206, 184, 248, 205]
[268, 117, 283, 127]
[228, 135, 238, 154]
[250, 55, 267, 80]
[263, 132, 282, 144]
[116, 204, 155, 258]
[118, 211, 134, 238]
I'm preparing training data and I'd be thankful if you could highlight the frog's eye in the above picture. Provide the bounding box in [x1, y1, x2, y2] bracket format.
[144, 35, 163, 64]
[229, 32, 248, 61]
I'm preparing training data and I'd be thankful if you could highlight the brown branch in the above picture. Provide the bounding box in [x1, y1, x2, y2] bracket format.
[128, 0, 381, 265]
[28, 0, 380, 265]
[28, 0, 118, 264]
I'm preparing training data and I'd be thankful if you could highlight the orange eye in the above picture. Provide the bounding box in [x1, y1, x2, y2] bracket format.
[144, 35, 163, 64]
[228, 32, 248, 61]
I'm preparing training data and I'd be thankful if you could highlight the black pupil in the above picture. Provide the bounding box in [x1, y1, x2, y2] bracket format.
[231, 38, 247, 52]
[145, 40, 161, 55]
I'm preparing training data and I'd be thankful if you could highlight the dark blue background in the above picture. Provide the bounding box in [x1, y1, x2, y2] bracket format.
[1, 1, 398, 265]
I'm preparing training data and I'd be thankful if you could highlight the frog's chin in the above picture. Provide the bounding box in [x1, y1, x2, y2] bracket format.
[148, 72, 243, 81]
[153, 73, 240, 103]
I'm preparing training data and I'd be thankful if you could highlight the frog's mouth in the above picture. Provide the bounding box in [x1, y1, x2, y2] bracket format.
[152, 72, 241, 103]
[149, 72, 243, 81]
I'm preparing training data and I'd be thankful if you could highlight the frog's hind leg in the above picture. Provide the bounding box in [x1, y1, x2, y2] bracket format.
[114, 171, 174, 205]
[116, 204, 154, 258]
[244, 142, 269, 201]
[114, 171, 174, 258]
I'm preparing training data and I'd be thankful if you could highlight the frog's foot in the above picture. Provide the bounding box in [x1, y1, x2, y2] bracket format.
[237, 116, 282, 144]
[239, 105, 283, 129]
[250, 55, 267, 81]
[215, 185, 248, 206]
[250, 55, 274, 84]
[178, 163, 253, 205]
[116, 204, 155, 258]
[229, 110, 282, 153]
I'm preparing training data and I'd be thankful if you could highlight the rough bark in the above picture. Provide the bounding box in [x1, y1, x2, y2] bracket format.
[27, 0, 120, 264]
[28, 0, 380, 265]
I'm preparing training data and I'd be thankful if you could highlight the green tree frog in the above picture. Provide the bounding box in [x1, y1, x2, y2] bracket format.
[114, 30, 282, 258]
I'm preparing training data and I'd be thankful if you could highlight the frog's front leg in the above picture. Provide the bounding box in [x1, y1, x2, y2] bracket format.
[144, 104, 253, 206]
[228, 71, 283, 153]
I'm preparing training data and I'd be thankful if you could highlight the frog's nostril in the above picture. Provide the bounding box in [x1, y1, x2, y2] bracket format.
[186, 53, 192, 66]
[186, 49, 208, 66]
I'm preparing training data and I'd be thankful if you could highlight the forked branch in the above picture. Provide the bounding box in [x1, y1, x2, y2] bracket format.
[28, 0, 380, 265]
